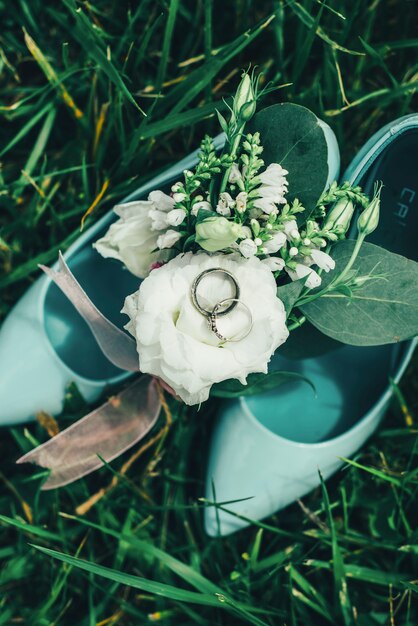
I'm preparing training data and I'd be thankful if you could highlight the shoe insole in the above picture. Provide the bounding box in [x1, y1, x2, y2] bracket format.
[247, 129, 418, 443]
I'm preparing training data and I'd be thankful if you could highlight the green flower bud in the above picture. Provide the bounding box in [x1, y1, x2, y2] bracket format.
[357, 184, 382, 236]
[323, 198, 355, 236]
[196, 216, 242, 252]
[233, 73, 256, 123]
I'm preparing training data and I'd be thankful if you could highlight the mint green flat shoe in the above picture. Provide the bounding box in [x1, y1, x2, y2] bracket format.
[0, 139, 224, 425]
[0, 113, 338, 427]
[205, 114, 418, 537]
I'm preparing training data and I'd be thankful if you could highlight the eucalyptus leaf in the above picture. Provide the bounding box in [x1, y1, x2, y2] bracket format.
[277, 279, 304, 316]
[302, 241, 418, 346]
[211, 370, 314, 398]
[249, 103, 329, 214]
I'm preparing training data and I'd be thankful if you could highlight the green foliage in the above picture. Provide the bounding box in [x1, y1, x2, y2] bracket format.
[302, 241, 418, 345]
[249, 103, 329, 213]
[211, 370, 314, 398]
[1, 0, 418, 624]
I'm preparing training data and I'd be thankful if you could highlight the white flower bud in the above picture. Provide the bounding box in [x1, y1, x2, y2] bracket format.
[157, 229, 182, 249]
[173, 192, 186, 203]
[167, 208, 187, 227]
[254, 237, 262, 247]
[191, 200, 212, 217]
[289, 246, 298, 257]
[239, 238, 258, 258]
[263, 231, 287, 254]
[235, 191, 248, 214]
[310, 249, 335, 272]
[262, 256, 285, 272]
[229, 163, 242, 184]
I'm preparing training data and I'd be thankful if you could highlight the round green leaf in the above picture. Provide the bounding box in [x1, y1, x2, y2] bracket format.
[250, 103, 329, 213]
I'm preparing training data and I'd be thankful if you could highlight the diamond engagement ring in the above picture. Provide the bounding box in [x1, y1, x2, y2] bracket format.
[208, 298, 253, 343]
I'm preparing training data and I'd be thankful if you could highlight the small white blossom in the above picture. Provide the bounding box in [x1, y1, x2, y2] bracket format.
[148, 191, 176, 231]
[173, 192, 186, 203]
[262, 256, 286, 272]
[283, 220, 298, 237]
[239, 226, 252, 239]
[216, 192, 235, 216]
[239, 238, 258, 258]
[287, 264, 322, 289]
[254, 237, 263, 247]
[229, 163, 242, 184]
[289, 246, 298, 257]
[263, 231, 287, 254]
[171, 182, 182, 193]
[167, 208, 187, 227]
[257, 163, 289, 185]
[191, 200, 212, 217]
[157, 229, 182, 249]
[236, 191, 248, 214]
[310, 249, 335, 272]
[149, 208, 169, 231]
[252, 197, 278, 215]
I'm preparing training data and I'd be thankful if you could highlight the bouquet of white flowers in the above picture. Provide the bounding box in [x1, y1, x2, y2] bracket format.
[18, 72, 418, 489]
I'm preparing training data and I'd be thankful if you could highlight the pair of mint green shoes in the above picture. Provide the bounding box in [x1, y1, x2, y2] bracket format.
[0, 115, 417, 537]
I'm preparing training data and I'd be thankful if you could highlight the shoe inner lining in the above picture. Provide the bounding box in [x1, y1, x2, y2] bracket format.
[247, 129, 418, 443]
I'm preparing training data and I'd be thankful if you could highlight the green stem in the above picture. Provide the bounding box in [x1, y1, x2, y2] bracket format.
[287, 315, 306, 332]
[218, 126, 244, 196]
[296, 232, 366, 307]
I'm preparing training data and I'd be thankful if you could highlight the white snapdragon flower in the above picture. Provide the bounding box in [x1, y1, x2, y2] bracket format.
[257, 163, 289, 185]
[253, 163, 288, 213]
[239, 238, 257, 258]
[235, 191, 248, 214]
[157, 229, 182, 249]
[191, 200, 212, 216]
[229, 163, 242, 184]
[252, 197, 278, 215]
[94, 190, 175, 279]
[167, 208, 187, 227]
[262, 257, 286, 272]
[148, 191, 176, 231]
[287, 263, 322, 289]
[122, 252, 289, 405]
[310, 249, 335, 272]
[263, 231, 287, 253]
[216, 192, 235, 216]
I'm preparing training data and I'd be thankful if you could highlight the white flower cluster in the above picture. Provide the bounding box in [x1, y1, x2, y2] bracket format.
[94, 190, 184, 279]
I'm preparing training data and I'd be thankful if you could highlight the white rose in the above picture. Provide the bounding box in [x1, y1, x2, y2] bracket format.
[94, 200, 160, 279]
[167, 208, 187, 227]
[263, 230, 287, 253]
[122, 252, 289, 405]
[157, 229, 182, 249]
[239, 238, 257, 258]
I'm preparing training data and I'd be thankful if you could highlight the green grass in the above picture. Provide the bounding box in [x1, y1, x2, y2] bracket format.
[1, 0, 418, 624]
